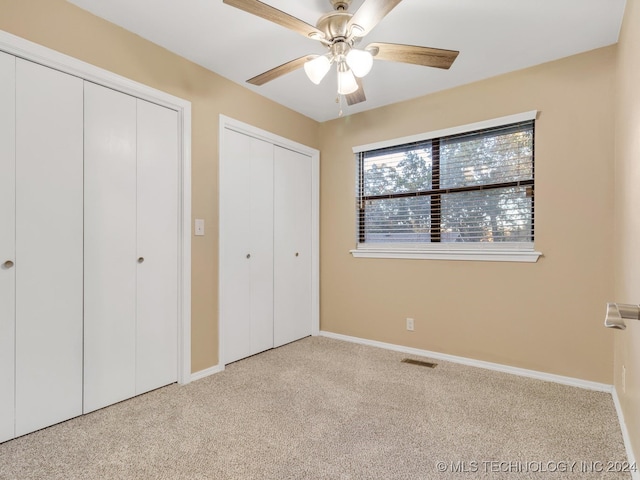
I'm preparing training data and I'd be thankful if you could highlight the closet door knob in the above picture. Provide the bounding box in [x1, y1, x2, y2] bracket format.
[138, 257, 145, 264]
[2, 260, 14, 268]
[246, 254, 251, 259]
[295, 252, 299, 257]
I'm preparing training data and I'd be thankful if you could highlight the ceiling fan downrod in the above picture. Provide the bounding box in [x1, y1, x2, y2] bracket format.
[330, 0, 351, 11]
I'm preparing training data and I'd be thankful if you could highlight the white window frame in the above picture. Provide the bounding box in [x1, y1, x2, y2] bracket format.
[350, 111, 542, 263]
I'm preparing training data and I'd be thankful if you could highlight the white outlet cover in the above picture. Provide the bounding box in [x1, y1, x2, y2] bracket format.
[406, 318, 414, 331]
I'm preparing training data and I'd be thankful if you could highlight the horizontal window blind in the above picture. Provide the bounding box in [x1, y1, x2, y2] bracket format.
[357, 120, 534, 248]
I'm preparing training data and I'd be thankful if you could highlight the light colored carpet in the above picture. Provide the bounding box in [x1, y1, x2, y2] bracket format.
[0, 336, 632, 479]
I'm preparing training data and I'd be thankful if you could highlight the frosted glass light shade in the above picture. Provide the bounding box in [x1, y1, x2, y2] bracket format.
[337, 67, 358, 95]
[346, 49, 373, 78]
[304, 55, 331, 85]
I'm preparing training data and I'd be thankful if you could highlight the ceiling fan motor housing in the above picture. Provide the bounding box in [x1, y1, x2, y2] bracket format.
[317, 11, 353, 43]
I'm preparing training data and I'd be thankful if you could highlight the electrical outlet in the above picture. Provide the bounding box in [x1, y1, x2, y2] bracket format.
[406, 317, 414, 331]
[622, 365, 626, 394]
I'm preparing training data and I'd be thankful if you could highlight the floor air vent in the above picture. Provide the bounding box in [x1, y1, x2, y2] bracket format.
[401, 358, 438, 368]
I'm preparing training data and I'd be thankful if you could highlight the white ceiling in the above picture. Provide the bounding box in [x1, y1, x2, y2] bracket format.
[67, 0, 626, 122]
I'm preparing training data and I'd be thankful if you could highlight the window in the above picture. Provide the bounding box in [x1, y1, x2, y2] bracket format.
[352, 112, 541, 262]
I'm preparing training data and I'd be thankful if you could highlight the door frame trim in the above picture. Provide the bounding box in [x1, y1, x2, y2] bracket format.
[0, 29, 192, 385]
[219, 114, 320, 368]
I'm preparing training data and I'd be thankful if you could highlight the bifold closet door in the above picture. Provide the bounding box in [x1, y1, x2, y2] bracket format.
[84, 84, 179, 412]
[84, 82, 137, 413]
[0, 51, 16, 443]
[273, 146, 312, 347]
[135, 99, 178, 395]
[220, 129, 274, 364]
[14, 59, 84, 436]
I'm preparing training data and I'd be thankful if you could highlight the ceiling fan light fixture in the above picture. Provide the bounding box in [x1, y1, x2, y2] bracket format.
[337, 63, 359, 95]
[304, 55, 331, 85]
[226, 0, 459, 111]
[345, 48, 373, 78]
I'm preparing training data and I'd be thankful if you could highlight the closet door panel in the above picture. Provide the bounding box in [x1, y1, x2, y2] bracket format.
[84, 82, 137, 413]
[0, 52, 15, 443]
[248, 139, 274, 356]
[220, 129, 274, 364]
[273, 147, 312, 347]
[136, 99, 178, 394]
[14, 59, 84, 435]
[220, 129, 252, 364]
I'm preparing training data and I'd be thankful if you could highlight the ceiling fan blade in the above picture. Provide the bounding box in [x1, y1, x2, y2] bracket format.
[247, 55, 316, 86]
[367, 42, 459, 69]
[223, 0, 325, 40]
[346, 78, 366, 106]
[348, 0, 403, 37]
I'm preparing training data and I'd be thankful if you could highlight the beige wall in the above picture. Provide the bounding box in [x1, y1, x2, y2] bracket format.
[320, 46, 616, 383]
[0, 0, 320, 372]
[614, 0, 640, 464]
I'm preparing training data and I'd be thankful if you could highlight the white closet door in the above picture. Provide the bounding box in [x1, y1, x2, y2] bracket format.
[0, 52, 16, 443]
[248, 138, 275, 357]
[14, 59, 84, 435]
[220, 129, 252, 364]
[136, 99, 178, 394]
[84, 82, 137, 413]
[273, 146, 313, 347]
[220, 129, 274, 364]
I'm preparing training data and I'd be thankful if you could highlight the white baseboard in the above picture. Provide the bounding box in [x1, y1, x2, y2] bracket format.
[190, 364, 224, 382]
[319, 331, 613, 392]
[612, 387, 640, 480]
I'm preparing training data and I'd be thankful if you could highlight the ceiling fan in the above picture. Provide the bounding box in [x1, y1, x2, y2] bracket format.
[222, 0, 459, 107]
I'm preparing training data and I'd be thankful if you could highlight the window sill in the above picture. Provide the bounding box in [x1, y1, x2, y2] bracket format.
[349, 248, 542, 263]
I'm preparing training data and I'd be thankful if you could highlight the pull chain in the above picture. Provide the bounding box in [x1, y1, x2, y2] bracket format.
[336, 94, 345, 117]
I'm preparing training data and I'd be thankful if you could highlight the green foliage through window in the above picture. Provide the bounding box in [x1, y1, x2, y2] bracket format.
[357, 121, 534, 245]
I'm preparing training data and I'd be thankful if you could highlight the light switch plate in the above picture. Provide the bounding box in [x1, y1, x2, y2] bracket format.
[195, 219, 205, 236]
